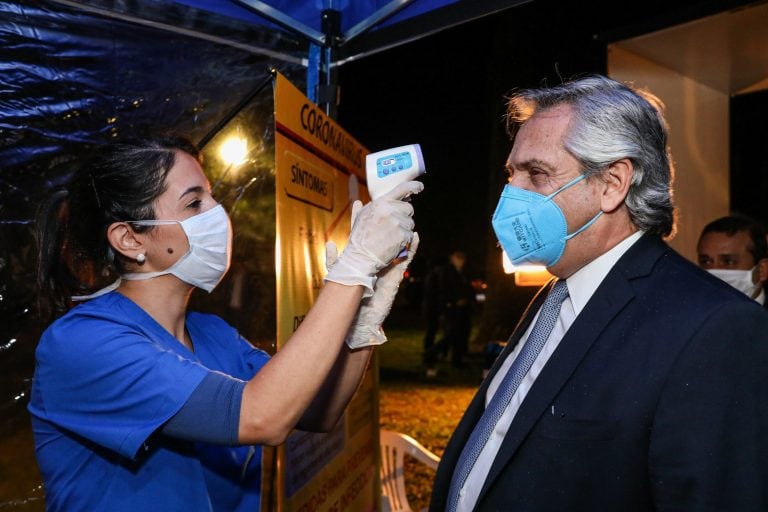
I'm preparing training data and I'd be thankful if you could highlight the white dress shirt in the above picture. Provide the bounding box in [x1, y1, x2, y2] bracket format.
[455, 231, 644, 511]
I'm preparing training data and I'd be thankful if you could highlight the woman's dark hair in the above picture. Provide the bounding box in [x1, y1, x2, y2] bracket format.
[36, 133, 201, 319]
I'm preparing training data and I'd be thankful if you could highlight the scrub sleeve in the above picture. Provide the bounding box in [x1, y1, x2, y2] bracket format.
[187, 312, 271, 512]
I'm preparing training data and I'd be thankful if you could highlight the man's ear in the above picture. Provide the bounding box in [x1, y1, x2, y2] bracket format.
[756, 257, 768, 285]
[600, 158, 633, 213]
[107, 222, 143, 260]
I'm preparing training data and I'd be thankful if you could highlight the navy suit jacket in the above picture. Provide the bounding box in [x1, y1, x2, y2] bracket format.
[430, 234, 768, 511]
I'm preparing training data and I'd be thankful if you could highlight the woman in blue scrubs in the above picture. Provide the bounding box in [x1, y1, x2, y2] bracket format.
[29, 134, 422, 511]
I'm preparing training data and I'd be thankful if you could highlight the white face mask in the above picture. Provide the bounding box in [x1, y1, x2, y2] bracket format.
[707, 267, 761, 300]
[122, 204, 232, 292]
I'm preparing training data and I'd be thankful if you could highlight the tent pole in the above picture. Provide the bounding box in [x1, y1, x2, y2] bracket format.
[317, 9, 341, 119]
[307, 44, 321, 104]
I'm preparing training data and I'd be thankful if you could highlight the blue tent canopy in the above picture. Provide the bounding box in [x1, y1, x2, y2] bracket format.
[0, 0, 528, 177]
[46, 0, 530, 105]
[124, 0, 526, 61]
[172, 0, 462, 43]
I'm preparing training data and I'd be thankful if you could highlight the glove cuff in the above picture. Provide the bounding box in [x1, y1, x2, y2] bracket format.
[345, 324, 387, 349]
[323, 275, 376, 298]
[324, 251, 381, 297]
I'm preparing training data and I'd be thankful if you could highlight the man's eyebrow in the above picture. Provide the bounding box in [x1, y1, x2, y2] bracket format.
[178, 185, 205, 200]
[509, 158, 555, 172]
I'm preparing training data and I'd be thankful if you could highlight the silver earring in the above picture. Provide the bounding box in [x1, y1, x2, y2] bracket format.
[136, 253, 146, 264]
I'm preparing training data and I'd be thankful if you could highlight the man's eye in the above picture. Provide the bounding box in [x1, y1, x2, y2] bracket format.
[529, 169, 548, 185]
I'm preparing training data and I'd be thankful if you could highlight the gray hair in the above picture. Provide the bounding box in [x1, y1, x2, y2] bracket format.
[506, 75, 675, 237]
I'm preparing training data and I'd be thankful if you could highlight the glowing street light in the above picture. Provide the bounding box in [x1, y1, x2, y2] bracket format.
[501, 250, 553, 286]
[212, 135, 249, 194]
[219, 136, 248, 166]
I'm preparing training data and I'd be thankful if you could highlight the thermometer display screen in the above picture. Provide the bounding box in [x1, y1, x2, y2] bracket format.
[376, 152, 413, 178]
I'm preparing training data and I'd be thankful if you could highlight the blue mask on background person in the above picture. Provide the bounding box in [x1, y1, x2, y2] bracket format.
[492, 173, 603, 267]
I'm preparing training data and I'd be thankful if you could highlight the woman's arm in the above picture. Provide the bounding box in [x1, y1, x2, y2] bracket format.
[296, 344, 373, 432]
[238, 281, 366, 445]
[293, 233, 420, 432]
[236, 180, 422, 445]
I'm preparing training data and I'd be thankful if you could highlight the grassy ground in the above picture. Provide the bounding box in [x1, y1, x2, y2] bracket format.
[378, 309, 483, 511]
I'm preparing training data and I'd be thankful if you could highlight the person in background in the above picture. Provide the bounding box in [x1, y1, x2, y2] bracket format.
[439, 250, 475, 367]
[430, 75, 768, 512]
[421, 258, 443, 373]
[29, 134, 422, 511]
[423, 250, 476, 374]
[697, 214, 768, 305]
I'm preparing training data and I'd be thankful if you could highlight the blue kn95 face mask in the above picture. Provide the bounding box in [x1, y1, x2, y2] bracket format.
[492, 173, 603, 268]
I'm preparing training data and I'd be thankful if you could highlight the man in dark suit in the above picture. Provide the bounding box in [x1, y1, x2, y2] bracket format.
[697, 214, 768, 306]
[430, 75, 768, 511]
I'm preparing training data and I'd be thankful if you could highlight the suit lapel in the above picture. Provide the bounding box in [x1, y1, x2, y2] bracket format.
[476, 234, 668, 503]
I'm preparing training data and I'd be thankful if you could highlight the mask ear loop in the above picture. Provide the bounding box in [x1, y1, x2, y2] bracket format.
[564, 211, 603, 240]
[127, 219, 180, 226]
[544, 173, 588, 200]
[71, 279, 121, 301]
[543, 172, 604, 240]
[71, 219, 175, 302]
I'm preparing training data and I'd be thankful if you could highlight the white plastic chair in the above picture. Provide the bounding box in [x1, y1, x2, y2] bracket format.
[380, 429, 441, 512]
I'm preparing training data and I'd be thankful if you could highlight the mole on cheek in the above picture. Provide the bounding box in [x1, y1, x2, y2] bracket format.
[167, 248, 174, 254]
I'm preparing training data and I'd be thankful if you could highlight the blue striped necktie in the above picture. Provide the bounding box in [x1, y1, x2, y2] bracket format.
[446, 279, 569, 512]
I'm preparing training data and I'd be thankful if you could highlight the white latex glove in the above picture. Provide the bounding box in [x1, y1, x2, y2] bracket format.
[326, 233, 420, 349]
[324, 180, 423, 296]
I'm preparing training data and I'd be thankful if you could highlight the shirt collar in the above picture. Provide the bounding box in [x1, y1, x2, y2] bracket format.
[566, 231, 645, 316]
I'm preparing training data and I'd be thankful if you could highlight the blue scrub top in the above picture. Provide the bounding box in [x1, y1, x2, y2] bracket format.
[28, 291, 270, 511]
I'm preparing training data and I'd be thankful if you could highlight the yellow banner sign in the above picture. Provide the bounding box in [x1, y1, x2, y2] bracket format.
[284, 149, 334, 211]
[272, 72, 378, 512]
[274, 73, 366, 181]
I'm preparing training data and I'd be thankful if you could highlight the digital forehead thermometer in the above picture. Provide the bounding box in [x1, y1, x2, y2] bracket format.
[365, 144, 426, 200]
